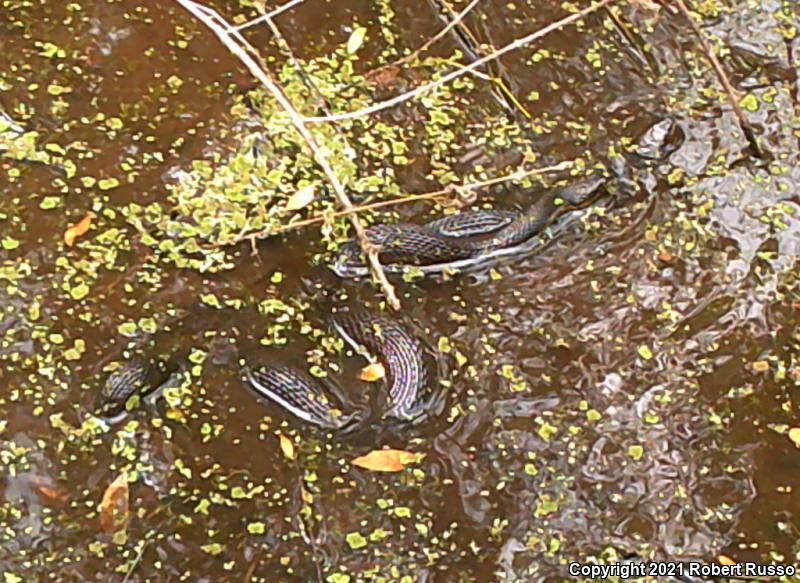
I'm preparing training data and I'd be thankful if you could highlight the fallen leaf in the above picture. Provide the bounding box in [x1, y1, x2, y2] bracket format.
[351, 449, 422, 472]
[30, 476, 69, 503]
[657, 251, 673, 263]
[359, 362, 386, 382]
[278, 432, 295, 460]
[284, 184, 315, 211]
[64, 212, 93, 247]
[346, 26, 367, 54]
[788, 427, 800, 448]
[98, 471, 130, 533]
[368, 65, 400, 87]
[717, 554, 737, 566]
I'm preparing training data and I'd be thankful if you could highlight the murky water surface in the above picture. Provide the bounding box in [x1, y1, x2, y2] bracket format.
[1, 0, 798, 581]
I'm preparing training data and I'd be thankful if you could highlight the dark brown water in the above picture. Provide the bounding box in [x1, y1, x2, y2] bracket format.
[1, 0, 798, 581]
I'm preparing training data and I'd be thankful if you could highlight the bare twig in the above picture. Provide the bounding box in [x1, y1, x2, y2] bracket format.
[603, 5, 659, 77]
[385, 0, 482, 69]
[232, 0, 306, 32]
[176, 0, 402, 310]
[260, 15, 342, 129]
[243, 550, 261, 583]
[305, 0, 616, 123]
[220, 160, 573, 246]
[674, 0, 763, 158]
[121, 541, 149, 583]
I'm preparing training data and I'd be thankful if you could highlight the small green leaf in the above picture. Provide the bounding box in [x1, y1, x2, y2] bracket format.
[70, 282, 90, 300]
[1, 236, 20, 250]
[40, 196, 60, 210]
[537, 422, 557, 442]
[346, 532, 367, 549]
[167, 75, 183, 90]
[201, 543, 223, 555]
[627, 445, 644, 461]
[739, 94, 758, 112]
[586, 409, 602, 422]
[118, 322, 137, 336]
[98, 177, 120, 190]
[637, 345, 653, 360]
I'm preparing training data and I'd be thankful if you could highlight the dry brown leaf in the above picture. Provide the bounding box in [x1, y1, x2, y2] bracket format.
[351, 449, 422, 472]
[98, 471, 130, 533]
[284, 184, 315, 211]
[788, 427, 800, 448]
[36, 483, 69, 502]
[64, 212, 94, 247]
[359, 362, 386, 382]
[717, 554, 736, 566]
[657, 251, 673, 263]
[278, 432, 295, 460]
[30, 476, 69, 503]
[368, 65, 400, 87]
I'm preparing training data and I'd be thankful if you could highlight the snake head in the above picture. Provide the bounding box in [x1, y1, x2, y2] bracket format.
[331, 224, 402, 278]
[557, 173, 607, 206]
[331, 240, 369, 278]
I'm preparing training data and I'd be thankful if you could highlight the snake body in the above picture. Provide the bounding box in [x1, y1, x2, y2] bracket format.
[333, 175, 604, 277]
[245, 365, 353, 429]
[98, 358, 181, 420]
[246, 310, 430, 428]
[332, 310, 429, 421]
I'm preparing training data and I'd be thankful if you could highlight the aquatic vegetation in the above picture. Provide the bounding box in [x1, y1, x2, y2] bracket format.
[0, 0, 798, 580]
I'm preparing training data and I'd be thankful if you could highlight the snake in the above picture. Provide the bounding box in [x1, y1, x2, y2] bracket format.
[98, 176, 605, 429]
[333, 175, 606, 277]
[245, 309, 431, 429]
[95, 358, 183, 422]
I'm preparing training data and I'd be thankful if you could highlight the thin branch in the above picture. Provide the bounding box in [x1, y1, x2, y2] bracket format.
[674, 0, 763, 158]
[121, 541, 149, 583]
[219, 160, 574, 246]
[386, 0, 482, 69]
[260, 15, 342, 129]
[232, 0, 306, 32]
[176, 0, 402, 310]
[305, 0, 616, 123]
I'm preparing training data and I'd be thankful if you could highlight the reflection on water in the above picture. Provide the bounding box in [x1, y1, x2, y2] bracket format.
[1, 0, 798, 580]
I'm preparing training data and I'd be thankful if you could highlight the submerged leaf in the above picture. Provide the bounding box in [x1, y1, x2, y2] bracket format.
[64, 212, 93, 247]
[98, 471, 130, 533]
[351, 449, 422, 472]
